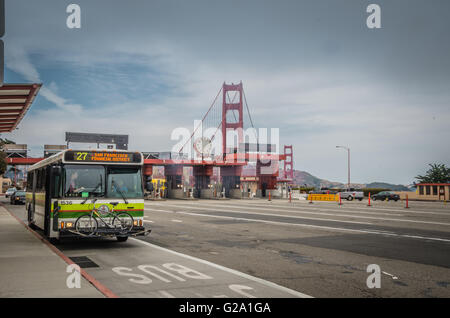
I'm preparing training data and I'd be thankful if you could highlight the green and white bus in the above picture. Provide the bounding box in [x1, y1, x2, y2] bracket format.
[26, 149, 148, 242]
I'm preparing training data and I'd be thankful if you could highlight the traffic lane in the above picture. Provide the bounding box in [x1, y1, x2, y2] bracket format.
[188, 198, 450, 215]
[146, 201, 450, 233]
[56, 236, 309, 298]
[144, 207, 450, 268]
[2, 198, 308, 298]
[142, 207, 450, 297]
[144, 203, 450, 243]
[151, 200, 450, 231]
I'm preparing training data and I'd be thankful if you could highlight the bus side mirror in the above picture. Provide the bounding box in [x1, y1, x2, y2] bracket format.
[52, 166, 62, 177]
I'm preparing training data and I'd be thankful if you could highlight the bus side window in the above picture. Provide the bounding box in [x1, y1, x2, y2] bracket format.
[52, 174, 61, 198]
[27, 172, 33, 191]
[35, 170, 41, 191]
[41, 169, 46, 192]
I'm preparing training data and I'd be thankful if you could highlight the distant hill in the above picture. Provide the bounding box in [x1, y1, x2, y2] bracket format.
[292, 170, 346, 188]
[291, 170, 410, 190]
[365, 182, 410, 191]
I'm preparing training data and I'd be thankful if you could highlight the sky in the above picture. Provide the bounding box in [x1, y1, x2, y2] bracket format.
[2, 0, 450, 185]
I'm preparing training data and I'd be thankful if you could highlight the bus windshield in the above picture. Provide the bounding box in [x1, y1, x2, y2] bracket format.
[64, 165, 105, 197]
[107, 167, 143, 199]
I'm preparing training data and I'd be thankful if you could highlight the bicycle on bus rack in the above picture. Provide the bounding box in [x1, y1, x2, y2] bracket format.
[74, 198, 134, 236]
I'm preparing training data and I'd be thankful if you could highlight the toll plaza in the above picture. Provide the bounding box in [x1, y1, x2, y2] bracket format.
[3, 82, 293, 200]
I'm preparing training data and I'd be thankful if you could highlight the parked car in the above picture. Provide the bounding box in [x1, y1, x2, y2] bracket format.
[5, 187, 17, 198]
[10, 190, 26, 205]
[372, 191, 400, 201]
[339, 190, 364, 201]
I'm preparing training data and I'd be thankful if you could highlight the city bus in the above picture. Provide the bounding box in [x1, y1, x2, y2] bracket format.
[26, 149, 148, 242]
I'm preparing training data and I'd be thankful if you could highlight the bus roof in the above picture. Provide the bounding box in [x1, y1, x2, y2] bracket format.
[28, 149, 143, 172]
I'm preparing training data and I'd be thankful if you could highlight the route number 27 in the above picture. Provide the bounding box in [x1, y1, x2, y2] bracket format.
[76, 152, 88, 161]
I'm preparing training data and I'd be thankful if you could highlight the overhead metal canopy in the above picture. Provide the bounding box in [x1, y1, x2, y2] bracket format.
[0, 83, 42, 132]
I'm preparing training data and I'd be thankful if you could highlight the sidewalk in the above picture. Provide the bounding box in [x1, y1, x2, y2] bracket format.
[0, 205, 104, 297]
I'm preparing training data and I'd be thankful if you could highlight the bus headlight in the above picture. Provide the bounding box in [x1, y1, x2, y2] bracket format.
[60, 222, 74, 229]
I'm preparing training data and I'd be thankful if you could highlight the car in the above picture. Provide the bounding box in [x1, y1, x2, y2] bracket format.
[10, 190, 26, 205]
[372, 191, 400, 201]
[5, 187, 17, 198]
[339, 190, 364, 201]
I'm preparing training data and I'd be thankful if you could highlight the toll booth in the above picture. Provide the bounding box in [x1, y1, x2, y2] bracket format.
[221, 166, 242, 198]
[193, 165, 214, 198]
[256, 159, 279, 198]
[165, 165, 184, 199]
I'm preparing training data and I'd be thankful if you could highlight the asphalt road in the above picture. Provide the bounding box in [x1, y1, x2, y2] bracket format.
[5, 197, 450, 298]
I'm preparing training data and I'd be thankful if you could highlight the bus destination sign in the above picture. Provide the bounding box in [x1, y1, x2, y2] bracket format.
[64, 151, 142, 164]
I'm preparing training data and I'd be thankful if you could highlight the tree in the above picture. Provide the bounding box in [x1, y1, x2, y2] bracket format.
[415, 163, 450, 184]
[0, 137, 15, 176]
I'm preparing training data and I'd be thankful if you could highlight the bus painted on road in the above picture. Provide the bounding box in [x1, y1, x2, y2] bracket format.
[26, 149, 147, 242]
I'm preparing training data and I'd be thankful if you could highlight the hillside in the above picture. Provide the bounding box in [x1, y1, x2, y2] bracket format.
[291, 170, 409, 190]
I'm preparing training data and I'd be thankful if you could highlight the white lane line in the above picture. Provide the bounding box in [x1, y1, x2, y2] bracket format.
[130, 237, 312, 298]
[171, 219, 183, 223]
[159, 290, 176, 298]
[147, 201, 403, 217]
[382, 271, 399, 280]
[147, 202, 450, 227]
[242, 202, 450, 216]
[145, 208, 450, 243]
[147, 203, 373, 225]
[162, 200, 450, 216]
[144, 220, 154, 223]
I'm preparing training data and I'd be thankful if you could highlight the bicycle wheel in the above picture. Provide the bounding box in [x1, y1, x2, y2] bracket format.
[112, 212, 134, 233]
[75, 215, 98, 235]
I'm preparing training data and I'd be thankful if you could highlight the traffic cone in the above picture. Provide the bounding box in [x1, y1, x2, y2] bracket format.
[268, 192, 271, 201]
[367, 192, 371, 207]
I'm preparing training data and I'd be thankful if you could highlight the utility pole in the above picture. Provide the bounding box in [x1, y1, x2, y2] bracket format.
[336, 146, 350, 189]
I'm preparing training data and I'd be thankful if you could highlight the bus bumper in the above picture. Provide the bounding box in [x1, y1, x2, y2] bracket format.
[59, 226, 150, 238]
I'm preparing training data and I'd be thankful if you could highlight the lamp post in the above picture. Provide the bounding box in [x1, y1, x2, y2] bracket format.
[336, 146, 350, 190]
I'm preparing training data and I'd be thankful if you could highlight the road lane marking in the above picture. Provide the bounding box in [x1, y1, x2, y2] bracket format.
[147, 202, 450, 227]
[158, 200, 450, 216]
[158, 202, 405, 217]
[130, 237, 313, 298]
[172, 219, 183, 223]
[148, 203, 373, 225]
[229, 201, 450, 216]
[382, 271, 399, 280]
[145, 208, 450, 243]
[160, 290, 176, 298]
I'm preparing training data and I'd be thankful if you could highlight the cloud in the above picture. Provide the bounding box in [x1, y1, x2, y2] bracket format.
[3, 0, 450, 184]
[6, 45, 83, 113]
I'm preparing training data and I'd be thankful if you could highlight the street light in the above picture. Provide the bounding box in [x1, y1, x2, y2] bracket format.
[336, 146, 350, 190]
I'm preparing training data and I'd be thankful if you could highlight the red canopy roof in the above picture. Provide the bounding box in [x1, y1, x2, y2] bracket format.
[0, 83, 41, 132]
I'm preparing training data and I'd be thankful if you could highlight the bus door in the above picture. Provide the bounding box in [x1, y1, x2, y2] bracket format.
[44, 166, 62, 236]
[29, 171, 37, 224]
[44, 166, 52, 236]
